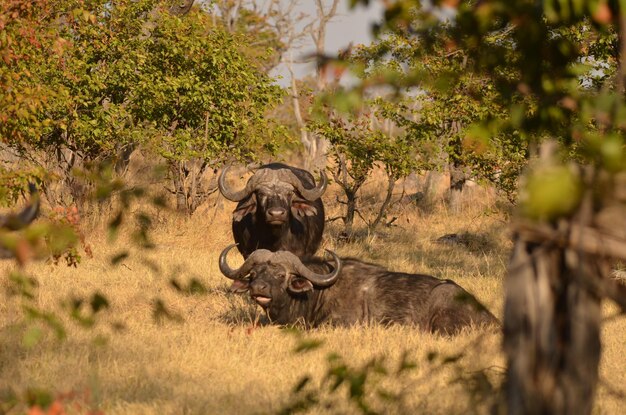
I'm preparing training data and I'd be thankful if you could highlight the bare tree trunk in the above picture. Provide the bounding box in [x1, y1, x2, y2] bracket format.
[296, 0, 338, 168]
[448, 163, 468, 213]
[286, 51, 315, 169]
[114, 143, 135, 177]
[170, 161, 188, 213]
[504, 229, 602, 415]
[168, 159, 218, 215]
[216, 0, 243, 33]
[332, 153, 366, 237]
[503, 163, 626, 414]
[310, 0, 339, 91]
[370, 173, 395, 230]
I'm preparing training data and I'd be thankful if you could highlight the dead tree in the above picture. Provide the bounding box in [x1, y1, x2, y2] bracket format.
[504, 165, 626, 414]
[291, 0, 340, 169]
[308, 0, 340, 91]
[210, 0, 307, 72]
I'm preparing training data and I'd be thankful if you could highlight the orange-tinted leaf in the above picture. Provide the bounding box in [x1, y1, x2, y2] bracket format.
[592, 2, 612, 25]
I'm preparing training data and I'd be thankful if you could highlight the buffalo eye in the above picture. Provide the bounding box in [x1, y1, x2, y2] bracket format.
[248, 271, 257, 279]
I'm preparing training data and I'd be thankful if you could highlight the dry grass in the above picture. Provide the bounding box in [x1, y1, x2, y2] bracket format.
[1, 177, 625, 414]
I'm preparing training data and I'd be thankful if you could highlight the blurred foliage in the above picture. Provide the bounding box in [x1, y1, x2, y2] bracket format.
[0, 167, 48, 207]
[345, 0, 626, 207]
[341, 1, 626, 412]
[0, 163, 178, 412]
[279, 331, 500, 415]
[278, 332, 416, 415]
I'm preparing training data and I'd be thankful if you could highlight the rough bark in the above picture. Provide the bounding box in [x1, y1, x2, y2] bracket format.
[370, 173, 395, 230]
[504, 230, 602, 415]
[504, 168, 626, 414]
[169, 159, 217, 215]
[448, 163, 470, 213]
[332, 153, 366, 237]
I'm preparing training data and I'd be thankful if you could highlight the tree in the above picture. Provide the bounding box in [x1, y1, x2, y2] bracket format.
[2, 0, 167, 204]
[207, 0, 308, 72]
[312, 100, 419, 236]
[349, 16, 527, 203]
[133, 8, 284, 213]
[349, 0, 626, 413]
[1, 0, 283, 213]
[0, 0, 65, 197]
[287, 0, 341, 168]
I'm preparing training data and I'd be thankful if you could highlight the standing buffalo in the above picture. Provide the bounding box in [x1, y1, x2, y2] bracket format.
[0, 184, 40, 259]
[218, 163, 327, 259]
[219, 245, 499, 335]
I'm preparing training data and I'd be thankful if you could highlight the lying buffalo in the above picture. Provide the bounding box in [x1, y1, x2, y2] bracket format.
[0, 184, 40, 259]
[219, 245, 499, 335]
[218, 163, 327, 259]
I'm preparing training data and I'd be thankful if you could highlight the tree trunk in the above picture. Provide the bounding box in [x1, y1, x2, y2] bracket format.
[168, 159, 217, 215]
[504, 231, 602, 415]
[448, 162, 469, 213]
[344, 188, 357, 236]
[170, 161, 188, 213]
[504, 177, 614, 415]
[370, 173, 395, 230]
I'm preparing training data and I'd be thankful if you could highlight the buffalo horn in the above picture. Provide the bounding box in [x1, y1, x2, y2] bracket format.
[218, 244, 273, 280]
[288, 170, 327, 201]
[218, 165, 254, 202]
[292, 249, 342, 287]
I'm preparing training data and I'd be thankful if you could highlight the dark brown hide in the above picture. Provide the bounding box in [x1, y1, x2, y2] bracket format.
[219, 248, 499, 335]
[219, 163, 326, 259]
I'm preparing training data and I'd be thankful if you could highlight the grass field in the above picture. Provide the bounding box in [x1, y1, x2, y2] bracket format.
[1, 177, 625, 414]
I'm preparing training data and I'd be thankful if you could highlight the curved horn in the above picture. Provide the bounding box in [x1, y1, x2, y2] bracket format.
[291, 249, 342, 287]
[218, 244, 274, 280]
[290, 170, 327, 201]
[0, 183, 40, 231]
[218, 244, 247, 279]
[218, 165, 253, 202]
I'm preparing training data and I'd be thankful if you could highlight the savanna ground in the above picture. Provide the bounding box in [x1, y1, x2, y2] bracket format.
[1, 167, 625, 414]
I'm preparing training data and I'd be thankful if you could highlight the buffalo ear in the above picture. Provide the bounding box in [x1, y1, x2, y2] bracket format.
[232, 196, 257, 222]
[287, 276, 313, 293]
[229, 279, 250, 293]
[291, 201, 317, 219]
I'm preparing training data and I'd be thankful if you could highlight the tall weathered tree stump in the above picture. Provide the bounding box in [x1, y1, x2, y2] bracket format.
[504, 170, 626, 415]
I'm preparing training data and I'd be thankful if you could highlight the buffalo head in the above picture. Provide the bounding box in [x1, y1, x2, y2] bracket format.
[219, 244, 341, 308]
[218, 163, 327, 226]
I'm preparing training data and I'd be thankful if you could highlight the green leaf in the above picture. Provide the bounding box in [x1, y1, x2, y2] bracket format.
[522, 164, 583, 221]
[22, 326, 43, 348]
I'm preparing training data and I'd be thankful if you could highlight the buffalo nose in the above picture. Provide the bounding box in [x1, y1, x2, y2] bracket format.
[267, 207, 286, 218]
[251, 279, 269, 292]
